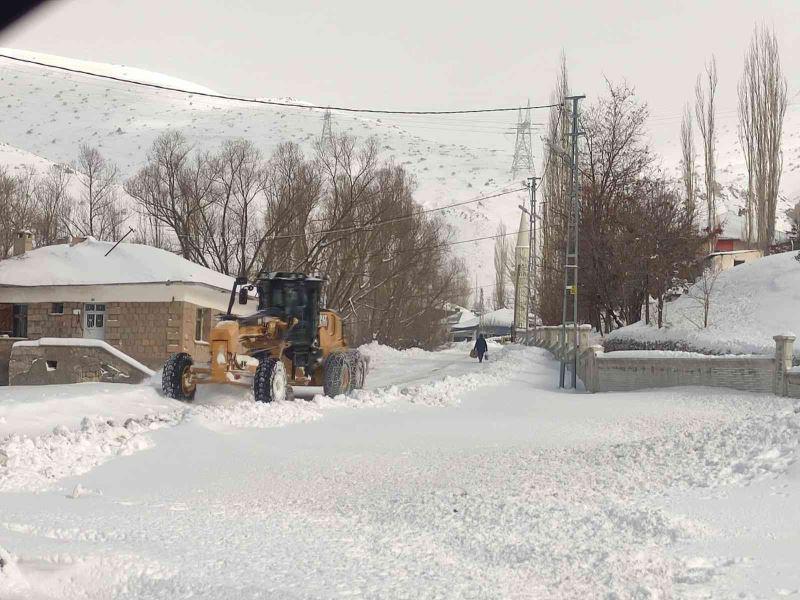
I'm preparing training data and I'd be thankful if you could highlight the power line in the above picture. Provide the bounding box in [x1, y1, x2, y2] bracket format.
[0, 53, 559, 116]
[273, 187, 527, 240]
[364, 227, 525, 261]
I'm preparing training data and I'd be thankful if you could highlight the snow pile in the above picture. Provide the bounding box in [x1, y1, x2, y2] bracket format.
[188, 398, 324, 430]
[0, 413, 180, 492]
[608, 252, 800, 355]
[579, 401, 800, 494]
[357, 341, 432, 369]
[0, 546, 28, 598]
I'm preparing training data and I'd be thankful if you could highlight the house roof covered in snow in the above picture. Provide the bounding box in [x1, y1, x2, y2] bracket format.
[451, 307, 514, 331]
[0, 238, 235, 291]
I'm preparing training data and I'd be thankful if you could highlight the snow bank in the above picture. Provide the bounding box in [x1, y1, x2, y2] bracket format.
[357, 341, 432, 368]
[0, 546, 28, 597]
[608, 252, 800, 355]
[0, 413, 180, 492]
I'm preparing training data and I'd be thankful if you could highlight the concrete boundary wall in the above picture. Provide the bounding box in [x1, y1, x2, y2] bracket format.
[519, 326, 799, 399]
[9, 338, 153, 386]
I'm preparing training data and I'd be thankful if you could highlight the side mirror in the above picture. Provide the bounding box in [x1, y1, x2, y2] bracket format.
[238, 287, 249, 305]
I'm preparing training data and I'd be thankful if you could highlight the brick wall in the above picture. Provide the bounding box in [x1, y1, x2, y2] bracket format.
[0, 337, 25, 385]
[26, 302, 84, 338]
[3, 300, 222, 372]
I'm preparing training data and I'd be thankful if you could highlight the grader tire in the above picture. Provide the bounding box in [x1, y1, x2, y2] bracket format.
[348, 351, 367, 390]
[323, 352, 352, 397]
[162, 352, 196, 402]
[254, 357, 288, 403]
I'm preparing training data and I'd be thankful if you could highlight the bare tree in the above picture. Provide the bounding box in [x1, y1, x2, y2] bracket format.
[34, 164, 73, 246]
[125, 131, 213, 261]
[539, 52, 570, 324]
[685, 264, 721, 329]
[72, 145, 123, 240]
[0, 168, 20, 258]
[493, 223, 513, 309]
[695, 56, 718, 249]
[679, 104, 696, 224]
[738, 25, 788, 253]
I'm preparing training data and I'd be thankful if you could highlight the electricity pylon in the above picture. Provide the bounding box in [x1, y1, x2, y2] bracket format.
[511, 100, 534, 177]
[320, 108, 333, 144]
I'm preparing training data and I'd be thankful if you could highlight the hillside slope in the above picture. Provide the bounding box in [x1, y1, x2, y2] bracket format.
[0, 48, 528, 291]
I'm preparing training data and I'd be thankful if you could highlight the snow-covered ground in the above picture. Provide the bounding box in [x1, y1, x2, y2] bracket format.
[609, 252, 800, 355]
[1, 342, 799, 598]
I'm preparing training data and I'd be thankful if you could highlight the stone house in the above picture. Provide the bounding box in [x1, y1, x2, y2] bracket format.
[704, 248, 762, 271]
[0, 235, 239, 382]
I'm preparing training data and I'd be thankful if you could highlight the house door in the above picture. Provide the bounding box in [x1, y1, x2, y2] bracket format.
[84, 303, 106, 340]
[12, 304, 28, 338]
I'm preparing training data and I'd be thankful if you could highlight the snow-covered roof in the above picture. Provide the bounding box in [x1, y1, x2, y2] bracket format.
[0, 238, 235, 291]
[452, 307, 514, 330]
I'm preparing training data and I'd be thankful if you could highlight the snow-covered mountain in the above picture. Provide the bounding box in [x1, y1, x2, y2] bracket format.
[0, 47, 798, 292]
[0, 48, 528, 295]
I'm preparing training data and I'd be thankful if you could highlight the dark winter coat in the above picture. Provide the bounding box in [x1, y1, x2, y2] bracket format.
[474, 336, 488, 355]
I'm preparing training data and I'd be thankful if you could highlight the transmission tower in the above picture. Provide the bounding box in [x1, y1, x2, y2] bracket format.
[510, 100, 534, 177]
[558, 95, 585, 389]
[320, 108, 333, 144]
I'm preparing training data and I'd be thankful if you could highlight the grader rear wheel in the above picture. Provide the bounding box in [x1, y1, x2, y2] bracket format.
[323, 352, 352, 397]
[348, 351, 367, 390]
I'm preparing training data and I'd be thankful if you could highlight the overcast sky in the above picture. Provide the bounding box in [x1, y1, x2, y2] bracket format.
[1, 0, 798, 131]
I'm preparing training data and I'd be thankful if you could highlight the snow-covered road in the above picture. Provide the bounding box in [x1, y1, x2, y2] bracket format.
[1, 343, 799, 599]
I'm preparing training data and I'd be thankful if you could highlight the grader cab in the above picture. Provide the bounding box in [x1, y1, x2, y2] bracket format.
[161, 271, 367, 402]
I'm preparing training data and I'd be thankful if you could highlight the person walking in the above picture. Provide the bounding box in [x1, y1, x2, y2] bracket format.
[473, 333, 488, 363]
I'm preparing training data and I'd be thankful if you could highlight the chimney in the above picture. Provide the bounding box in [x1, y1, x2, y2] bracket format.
[12, 230, 34, 256]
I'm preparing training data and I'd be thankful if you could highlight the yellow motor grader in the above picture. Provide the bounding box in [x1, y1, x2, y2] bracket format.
[161, 271, 368, 402]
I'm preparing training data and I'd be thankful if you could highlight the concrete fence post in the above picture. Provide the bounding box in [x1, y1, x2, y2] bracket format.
[773, 335, 796, 396]
[578, 324, 592, 352]
[585, 344, 603, 393]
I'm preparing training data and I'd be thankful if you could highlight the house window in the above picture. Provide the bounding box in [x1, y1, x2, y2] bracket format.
[195, 308, 208, 341]
[12, 304, 28, 338]
[733, 259, 745, 267]
[51, 303, 64, 315]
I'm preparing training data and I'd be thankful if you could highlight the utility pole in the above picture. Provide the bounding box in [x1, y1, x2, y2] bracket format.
[559, 95, 585, 389]
[527, 176, 540, 335]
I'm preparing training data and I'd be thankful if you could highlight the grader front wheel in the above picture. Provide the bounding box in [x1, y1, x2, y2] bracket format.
[162, 352, 196, 402]
[254, 357, 288, 403]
